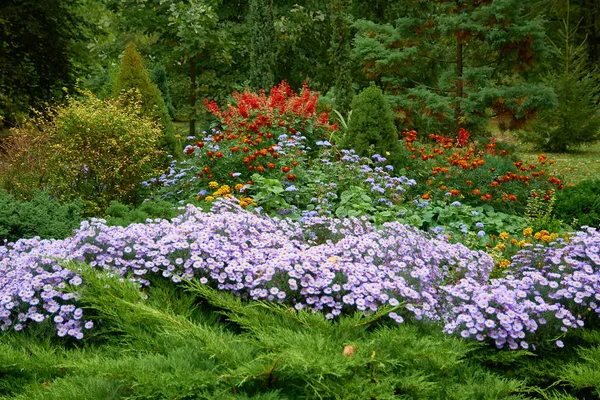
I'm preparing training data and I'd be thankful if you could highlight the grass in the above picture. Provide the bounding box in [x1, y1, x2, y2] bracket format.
[491, 127, 600, 186]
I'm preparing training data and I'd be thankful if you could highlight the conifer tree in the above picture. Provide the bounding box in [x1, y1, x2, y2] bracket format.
[354, 0, 557, 136]
[329, 0, 354, 114]
[344, 83, 401, 158]
[521, 10, 600, 152]
[150, 64, 175, 118]
[113, 43, 180, 157]
[249, 0, 275, 91]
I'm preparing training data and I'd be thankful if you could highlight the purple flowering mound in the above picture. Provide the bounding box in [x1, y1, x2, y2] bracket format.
[1, 200, 599, 350]
[441, 227, 600, 349]
[0, 200, 490, 339]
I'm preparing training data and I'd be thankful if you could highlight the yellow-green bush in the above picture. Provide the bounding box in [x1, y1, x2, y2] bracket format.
[1, 93, 165, 213]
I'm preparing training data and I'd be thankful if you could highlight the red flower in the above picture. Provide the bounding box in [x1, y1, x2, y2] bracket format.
[287, 174, 296, 180]
[282, 166, 291, 173]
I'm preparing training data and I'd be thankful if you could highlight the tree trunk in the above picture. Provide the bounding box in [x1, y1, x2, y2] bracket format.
[189, 58, 197, 137]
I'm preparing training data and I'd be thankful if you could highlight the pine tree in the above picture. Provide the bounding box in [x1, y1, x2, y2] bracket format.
[249, 0, 275, 91]
[521, 6, 600, 152]
[113, 43, 180, 157]
[354, 0, 557, 136]
[344, 83, 401, 158]
[329, 0, 354, 114]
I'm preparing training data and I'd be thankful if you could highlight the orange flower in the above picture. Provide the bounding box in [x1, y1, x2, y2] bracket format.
[287, 174, 296, 180]
[256, 165, 265, 173]
[282, 166, 291, 173]
[473, 189, 481, 195]
[421, 193, 431, 200]
[449, 189, 460, 196]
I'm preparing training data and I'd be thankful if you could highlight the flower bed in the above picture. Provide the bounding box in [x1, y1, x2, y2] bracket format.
[1, 201, 598, 349]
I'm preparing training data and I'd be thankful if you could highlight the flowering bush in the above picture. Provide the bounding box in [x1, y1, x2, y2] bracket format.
[0, 200, 489, 338]
[399, 129, 565, 213]
[148, 82, 337, 207]
[2, 200, 599, 351]
[442, 227, 600, 350]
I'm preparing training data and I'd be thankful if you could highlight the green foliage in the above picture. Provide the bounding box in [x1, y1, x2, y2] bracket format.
[329, 0, 354, 114]
[519, 21, 600, 152]
[249, 0, 275, 91]
[113, 43, 180, 156]
[344, 83, 401, 158]
[1, 93, 166, 213]
[0, 0, 94, 125]
[553, 179, 600, 228]
[0, 190, 83, 244]
[104, 199, 183, 227]
[353, 0, 556, 135]
[150, 63, 176, 118]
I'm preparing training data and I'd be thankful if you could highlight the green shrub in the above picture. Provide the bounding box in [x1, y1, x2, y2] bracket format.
[343, 83, 401, 158]
[553, 179, 600, 228]
[0, 190, 83, 243]
[1, 93, 166, 214]
[113, 43, 180, 157]
[104, 200, 182, 227]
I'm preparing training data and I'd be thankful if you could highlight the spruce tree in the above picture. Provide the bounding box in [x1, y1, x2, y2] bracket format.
[249, 0, 275, 91]
[113, 43, 180, 157]
[521, 15, 600, 152]
[354, 0, 557, 136]
[344, 83, 401, 157]
[329, 0, 354, 114]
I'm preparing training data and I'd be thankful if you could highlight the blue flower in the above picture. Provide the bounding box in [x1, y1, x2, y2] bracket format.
[451, 201, 462, 207]
[477, 230, 486, 237]
[476, 222, 485, 228]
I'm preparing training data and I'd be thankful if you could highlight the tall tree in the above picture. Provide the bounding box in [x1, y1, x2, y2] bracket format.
[521, 2, 600, 152]
[354, 0, 557, 135]
[329, 0, 354, 114]
[0, 0, 93, 125]
[249, 0, 275, 91]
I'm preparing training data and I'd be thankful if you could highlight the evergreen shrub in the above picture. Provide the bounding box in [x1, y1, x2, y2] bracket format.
[0, 190, 83, 244]
[343, 83, 402, 160]
[113, 43, 180, 156]
[553, 179, 600, 228]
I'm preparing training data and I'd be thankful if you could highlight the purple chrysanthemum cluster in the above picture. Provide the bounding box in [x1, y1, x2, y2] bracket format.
[441, 227, 600, 349]
[0, 237, 92, 338]
[0, 201, 488, 338]
[1, 201, 599, 349]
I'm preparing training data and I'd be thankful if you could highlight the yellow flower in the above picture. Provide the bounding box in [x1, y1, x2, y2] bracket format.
[205, 196, 215, 202]
[495, 243, 506, 251]
[499, 259, 511, 268]
[533, 232, 542, 241]
[550, 233, 559, 240]
[541, 235, 551, 242]
[224, 193, 233, 198]
[518, 240, 527, 247]
[499, 232, 509, 241]
[234, 183, 244, 192]
[523, 227, 533, 237]
[510, 239, 518, 245]
[208, 181, 219, 189]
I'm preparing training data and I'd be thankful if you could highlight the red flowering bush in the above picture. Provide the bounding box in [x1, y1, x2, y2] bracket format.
[152, 82, 338, 204]
[399, 129, 564, 213]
